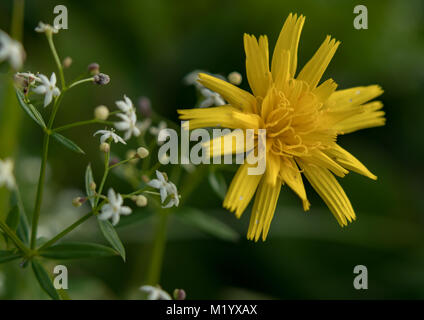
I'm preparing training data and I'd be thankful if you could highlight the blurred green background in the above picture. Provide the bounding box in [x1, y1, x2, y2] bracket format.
[0, 0, 423, 299]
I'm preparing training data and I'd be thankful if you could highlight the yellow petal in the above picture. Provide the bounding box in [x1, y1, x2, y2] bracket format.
[325, 144, 377, 180]
[247, 177, 282, 242]
[265, 152, 280, 186]
[325, 85, 383, 111]
[178, 105, 261, 130]
[333, 101, 385, 134]
[308, 149, 349, 178]
[273, 50, 291, 91]
[298, 160, 356, 226]
[279, 158, 310, 210]
[312, 78, 338, 104]
[223, 162, 262, 218]
[244, 34, 272, 98]
[271, 13, 305, 79]
[202, 130, 251, 158]
[297, 35, 340, 89]
[198, 73, 257, 113]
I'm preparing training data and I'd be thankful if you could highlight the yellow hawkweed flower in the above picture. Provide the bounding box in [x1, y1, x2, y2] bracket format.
[178, 13, 385, 241]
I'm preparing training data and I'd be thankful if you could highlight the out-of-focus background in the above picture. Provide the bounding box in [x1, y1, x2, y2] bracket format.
[0, 0, 423, 299]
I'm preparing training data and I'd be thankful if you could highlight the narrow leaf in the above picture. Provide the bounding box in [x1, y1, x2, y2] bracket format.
[0, 250, 21, 264]
[31, 260, 60, 300]
[6, 205, 20, 232]
[15, 88, 46, 128]
[208, 171, 227, 200]
[175, 207, 239, 242]
[85, 164, 95, 208]
[98, 219, 126, 261]
[52, 132, 85, 154]
[39, 242, 118, 260]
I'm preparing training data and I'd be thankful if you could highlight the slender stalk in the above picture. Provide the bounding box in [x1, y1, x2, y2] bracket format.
[0, 220, 29, 255]
[46, 33, 66, 89]
[95, 151, 110, 207]
[108, 157, 135, 170]
[67, 77, 94, 89]
[30, 133, 49, 249]
[53, 119, 113, 132]
[37, 212, 93, 251]
[146, 210, 169, 285]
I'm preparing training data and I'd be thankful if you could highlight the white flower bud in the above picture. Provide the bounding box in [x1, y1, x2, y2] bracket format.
[228, 71, 242, 85]
[72, 197, 86, 207]
[63, 57, 72, 68]
[136, 147, 149, 159]
[134, 195, 148, 207]
[100, 142, 110, 153]
[90, 181, 96, 191]
[94, 105, 109, 120]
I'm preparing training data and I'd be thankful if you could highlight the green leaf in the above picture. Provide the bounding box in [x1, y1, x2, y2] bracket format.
[208, 171, 227, 200]
[85, 164, 95, 208]
[175, 207, 239, 242]
[0, 250, 21, 264]
[10, 189, 30, 245]
[15, 88, 46, 128]
[6, 205, 20, 232]
[51, 132, 85, 154]
[31, 260, 60, 300]
[39, 242, 118, 260]
[98, 219, 126, 261]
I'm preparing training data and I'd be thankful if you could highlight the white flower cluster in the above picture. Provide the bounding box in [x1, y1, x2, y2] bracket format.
[114, 95, 141, 140]
[140, 285, 172, 300]
[0, 30, 25, 70]
[184, 70, 242, 108]
[98, 188, 132, 226]
[148, 171, 180, 208]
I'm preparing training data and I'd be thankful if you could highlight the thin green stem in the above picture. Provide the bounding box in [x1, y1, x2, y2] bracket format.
[46, 33, 66, 89]
[10, 0, 24, 40]
[53, 119, 113, 132]
[95, 151, 110, 207]
[37, 212, 93, 251]
[30, 133, 49, 249]
[0, 220, 29, 255]
[146, 210, 169, 285]
[122, 187, 148, 199]
[108, 157, 135, 170]
[67, 77, 94, 90]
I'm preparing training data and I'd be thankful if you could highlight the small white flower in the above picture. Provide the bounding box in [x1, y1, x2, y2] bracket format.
[94, 129, 126, 145]
[0, 30, 25, 70]
[199, 88, 226, 108]
[114, 113, 140, 140]
[98, 188, 132, 226]
[0, 158, 15, 190]
[163, 181, 180, 208]
[140, 285, 172, 300]
[33, 73, 60, 107]
[116, 95, 136, 118]
[15, 72, 41, 85]
[35, 22, 59, 34]
[148, 171, 180, 208]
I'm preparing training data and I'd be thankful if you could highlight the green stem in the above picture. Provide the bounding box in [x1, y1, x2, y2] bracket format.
[108, 157, 135, 170]
[46, 33, 65, 89]
[10, 0, 24, 40]
[37, 212, 93, 251]
[53, 119, 113, 132]
[67, 77, 94, 90]
[95, 151, 110, 207]
[0, 220, 29, 255]
[30, 133, 49, 249]
[146, 210, 169, 285]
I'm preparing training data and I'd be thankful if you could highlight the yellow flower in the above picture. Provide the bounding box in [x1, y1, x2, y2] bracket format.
[178, 13, 385, 241]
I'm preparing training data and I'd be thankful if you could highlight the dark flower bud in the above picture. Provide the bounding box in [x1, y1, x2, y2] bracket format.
[93, 73, 110, 85]
[138, 96, 152, 118]
[88, 62, 100, 75]
[173, 289, 186, 300]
